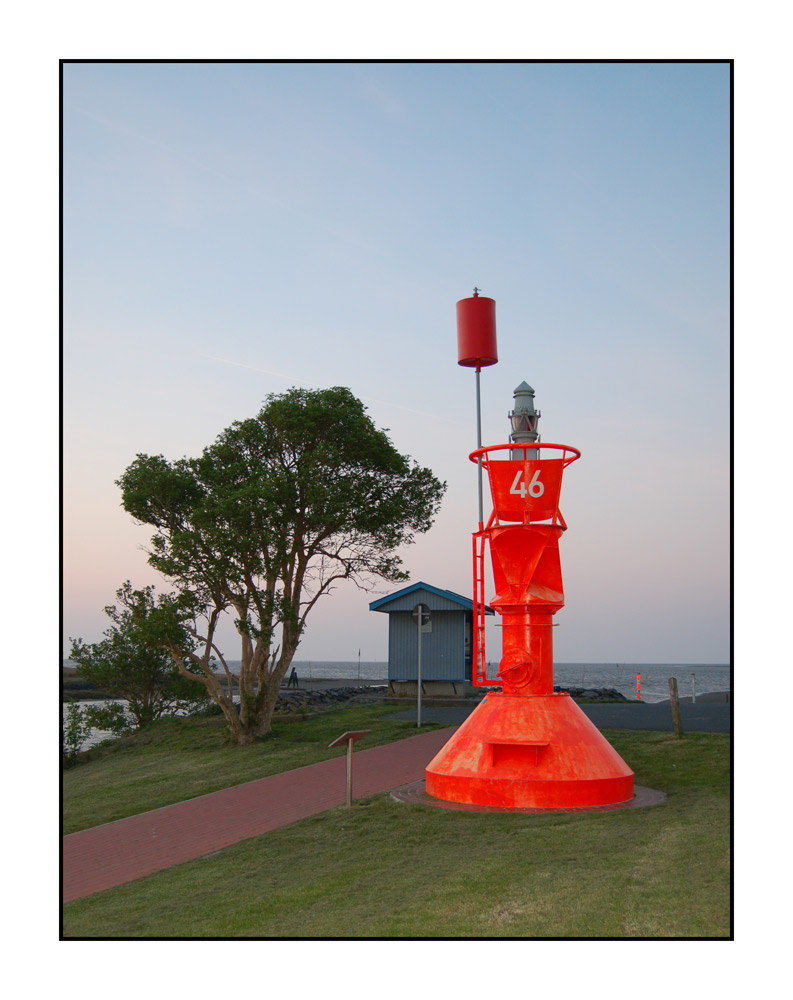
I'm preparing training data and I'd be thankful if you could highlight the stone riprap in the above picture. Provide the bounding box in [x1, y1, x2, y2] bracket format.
[553, 686, 630, 703]
[274, 685, 386, 715]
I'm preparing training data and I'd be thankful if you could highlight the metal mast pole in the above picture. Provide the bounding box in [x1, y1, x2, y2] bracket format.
[417, 610, 423, 728]
[346, 737, 354, 806]
[476, 365, 484, 528]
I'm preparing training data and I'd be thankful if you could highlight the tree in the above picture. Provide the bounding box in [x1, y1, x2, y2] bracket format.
[117, 386, 446, 744]
[69, 582, 209, 731]
[62, 703, 91, 765]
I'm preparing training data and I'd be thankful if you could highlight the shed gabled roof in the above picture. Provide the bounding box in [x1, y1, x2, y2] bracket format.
[369, 581, 494, 614]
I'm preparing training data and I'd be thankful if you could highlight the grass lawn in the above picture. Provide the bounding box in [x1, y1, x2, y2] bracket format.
[63, 702, 445, 834]
[62, 711, 731, 938]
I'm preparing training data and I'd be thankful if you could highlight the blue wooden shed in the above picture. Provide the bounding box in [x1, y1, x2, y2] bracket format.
[369, 582, 494, 696]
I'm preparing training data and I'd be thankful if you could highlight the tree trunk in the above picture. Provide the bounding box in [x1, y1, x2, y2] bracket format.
[238, 642, 300, 740]
[170, 647, 249, 744]
[169, 632, 301, 746]
[251, 698, 278, 740]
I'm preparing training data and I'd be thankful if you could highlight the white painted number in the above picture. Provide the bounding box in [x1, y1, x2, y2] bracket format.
[510, 469, 545, 499]
[509, 470, 526, 498]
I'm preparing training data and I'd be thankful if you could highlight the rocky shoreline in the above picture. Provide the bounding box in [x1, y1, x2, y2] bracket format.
[274, 684, 631, 713]
[63, 673, 630, 707]
[553, 686, 630, 703]
[273, 685, 386, 716]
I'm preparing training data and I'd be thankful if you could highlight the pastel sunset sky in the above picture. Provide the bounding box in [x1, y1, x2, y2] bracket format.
[63, 60, 730, 664]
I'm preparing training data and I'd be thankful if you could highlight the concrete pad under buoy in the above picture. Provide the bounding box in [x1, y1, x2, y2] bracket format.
[393, 780, 666, 814]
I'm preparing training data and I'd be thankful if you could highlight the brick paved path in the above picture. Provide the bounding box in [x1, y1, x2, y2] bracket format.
[63, 727, 455, 904]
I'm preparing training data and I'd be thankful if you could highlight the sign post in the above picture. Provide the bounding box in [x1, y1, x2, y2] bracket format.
[412, 603, 431, 727]
[328, 730, 371, 807]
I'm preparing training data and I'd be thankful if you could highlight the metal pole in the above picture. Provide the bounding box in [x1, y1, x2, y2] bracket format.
[476, 366, 484, 528]
[346, 738, 353, 806]
[417, 611, 423, 728]
[692, 672, 696, 703]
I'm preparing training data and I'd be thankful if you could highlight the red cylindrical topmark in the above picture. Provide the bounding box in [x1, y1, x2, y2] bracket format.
[457, 293, 498, 368]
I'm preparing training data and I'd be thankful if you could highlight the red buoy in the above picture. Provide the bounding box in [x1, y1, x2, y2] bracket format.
[424, 353, 636, 809]
[457, 293, 498, 369]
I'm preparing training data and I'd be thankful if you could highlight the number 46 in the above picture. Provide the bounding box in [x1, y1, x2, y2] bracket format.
[510, 469, 544, 498]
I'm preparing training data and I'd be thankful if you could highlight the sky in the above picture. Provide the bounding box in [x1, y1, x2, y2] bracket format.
[62, 60, 731, 664]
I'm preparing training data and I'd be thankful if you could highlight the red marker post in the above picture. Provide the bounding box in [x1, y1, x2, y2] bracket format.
[636, 673, 641, 701]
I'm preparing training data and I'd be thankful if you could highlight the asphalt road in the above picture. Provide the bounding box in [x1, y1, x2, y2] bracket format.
[386, 699, 731, 733]
[291, 678, 730, 733]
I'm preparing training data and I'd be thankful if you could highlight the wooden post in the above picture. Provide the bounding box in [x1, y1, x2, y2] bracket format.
[668, 676, 683, 738]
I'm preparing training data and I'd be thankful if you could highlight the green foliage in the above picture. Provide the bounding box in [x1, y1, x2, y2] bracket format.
[116, 387, 446, 742]
[82, 703, 133, 737]
[62, 703, 91, 764]
[69, 582, 209, 731]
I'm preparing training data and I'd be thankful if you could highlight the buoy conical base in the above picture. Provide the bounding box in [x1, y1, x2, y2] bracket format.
[425, 692, 634, 810]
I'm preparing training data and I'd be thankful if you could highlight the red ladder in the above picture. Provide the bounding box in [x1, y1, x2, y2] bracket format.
[472, 529, 494, 686]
